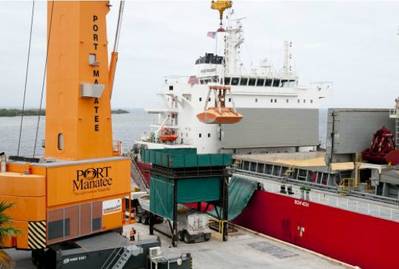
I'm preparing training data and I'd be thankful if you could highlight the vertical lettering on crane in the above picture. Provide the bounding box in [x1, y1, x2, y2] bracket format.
[92, 15, 100, 132]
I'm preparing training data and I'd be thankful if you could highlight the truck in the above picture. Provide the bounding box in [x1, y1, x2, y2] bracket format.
[136, 194, 212, 243]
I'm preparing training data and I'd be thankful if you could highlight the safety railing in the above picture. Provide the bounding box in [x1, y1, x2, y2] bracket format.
[235, 169, 399, 223]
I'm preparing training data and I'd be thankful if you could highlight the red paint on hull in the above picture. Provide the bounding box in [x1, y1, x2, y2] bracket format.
[234, 190, 399, 269]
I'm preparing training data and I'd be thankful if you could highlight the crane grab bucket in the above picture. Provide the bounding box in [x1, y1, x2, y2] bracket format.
[197, 85, 243, 125]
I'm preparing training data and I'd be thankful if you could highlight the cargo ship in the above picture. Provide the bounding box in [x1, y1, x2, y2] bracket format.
[133, 2, 399, 269]
[138, 6, 329, 154]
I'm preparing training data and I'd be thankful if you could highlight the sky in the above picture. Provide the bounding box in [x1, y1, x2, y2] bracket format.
[0, 0, 399, 109]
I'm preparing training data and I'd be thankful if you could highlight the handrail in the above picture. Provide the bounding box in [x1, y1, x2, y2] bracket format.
[101, 244, 124, 269]
[234, 168, 399, 222]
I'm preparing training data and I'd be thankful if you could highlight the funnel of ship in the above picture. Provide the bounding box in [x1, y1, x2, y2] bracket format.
[197, 85, 243, 124]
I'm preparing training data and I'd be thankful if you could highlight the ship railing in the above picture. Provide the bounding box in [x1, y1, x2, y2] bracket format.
[234, 168, 399, 223]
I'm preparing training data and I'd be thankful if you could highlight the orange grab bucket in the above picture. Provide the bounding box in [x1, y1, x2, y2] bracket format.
[197, 107, 243, 124]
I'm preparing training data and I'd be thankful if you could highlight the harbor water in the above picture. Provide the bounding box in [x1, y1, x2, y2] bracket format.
[0, 109, 327, 156]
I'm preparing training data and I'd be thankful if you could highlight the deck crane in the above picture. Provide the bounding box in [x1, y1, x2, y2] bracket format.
[0, 0, 132, 263]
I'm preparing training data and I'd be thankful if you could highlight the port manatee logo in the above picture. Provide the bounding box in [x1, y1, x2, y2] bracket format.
[73, 166, 112, 193]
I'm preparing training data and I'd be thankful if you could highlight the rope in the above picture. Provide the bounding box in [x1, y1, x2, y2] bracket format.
[33, 0, 55, 158]
[17, 0, 35, 156]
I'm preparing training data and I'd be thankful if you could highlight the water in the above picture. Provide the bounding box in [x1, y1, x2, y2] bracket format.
[0, 109, 153, 157]
[0, 109, 328, 156]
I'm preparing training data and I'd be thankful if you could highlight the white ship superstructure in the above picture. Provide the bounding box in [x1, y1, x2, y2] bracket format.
[140, 13, 329, 154]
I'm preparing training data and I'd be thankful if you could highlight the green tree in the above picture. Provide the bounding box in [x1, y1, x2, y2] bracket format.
[0, 202, 18, 269]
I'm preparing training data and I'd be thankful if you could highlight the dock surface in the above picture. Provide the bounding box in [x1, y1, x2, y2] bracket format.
[130, 223, 351, 269]
[6, 223, 352, 269]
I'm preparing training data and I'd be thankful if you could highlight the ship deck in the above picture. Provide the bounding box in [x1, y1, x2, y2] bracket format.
[234, 152, 399, 222]
[236, 152, 355, 171]
[6, 223, 352, 269]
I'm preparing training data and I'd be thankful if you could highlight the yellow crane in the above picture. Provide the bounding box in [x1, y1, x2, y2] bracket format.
[0, 1, 130, 251]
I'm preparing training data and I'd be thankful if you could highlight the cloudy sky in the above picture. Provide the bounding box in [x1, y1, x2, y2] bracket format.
[0, 0, 399, 109]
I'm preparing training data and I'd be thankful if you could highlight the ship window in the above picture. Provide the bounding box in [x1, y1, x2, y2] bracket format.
[228, 98, 232, 102]
[286, 99, 289, 103]
[281, 80, 288, 87]
[199, 97, 202, 102]
[270, 99, 273, 103]
[208, 97, 211, 102]
[303, 99, 306, 103]
[310, 99, 313, 103]
[231, 77, 239, 85]
[274, 99, 277, 103]
[272, 79, 280, 87]
[265, 79, 272, 86]
[199, 133, 202, 138]
[169, 85, 173, 91]
[208, 133, 211, 138]
[256, 79, 265, 86]
[255, 98, 258, 103]
[224, 77, 231, 85]
[297, 99, 300, 103]
[240, 77, 248, 86]
[57, 133, 64, 151]
[248, 78, 256, 86]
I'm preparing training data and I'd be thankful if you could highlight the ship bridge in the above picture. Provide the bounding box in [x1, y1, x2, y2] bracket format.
[195, 53, 224, 65]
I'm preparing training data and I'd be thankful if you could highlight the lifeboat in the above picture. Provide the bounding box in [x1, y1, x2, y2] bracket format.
[159, 134, 178, 142]
[197, 84, 243, 124]
[159, 128, 178, 143]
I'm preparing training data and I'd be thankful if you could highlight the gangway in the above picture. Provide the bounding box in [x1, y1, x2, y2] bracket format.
[130, 158, 149, 193]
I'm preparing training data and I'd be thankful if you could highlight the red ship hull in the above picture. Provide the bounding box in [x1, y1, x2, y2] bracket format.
[234, 190, 399, 269]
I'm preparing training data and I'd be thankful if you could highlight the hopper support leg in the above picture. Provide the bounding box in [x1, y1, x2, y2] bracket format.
[222, 175, 229, 241]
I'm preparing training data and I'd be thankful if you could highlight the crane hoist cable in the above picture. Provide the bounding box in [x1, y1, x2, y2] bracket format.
[17, 0, 35, 156]
[32, 0, 55, 158]
[114, 0, 125, 52]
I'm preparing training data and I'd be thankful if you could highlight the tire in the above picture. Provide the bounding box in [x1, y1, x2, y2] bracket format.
[183, 231, 191, 244]
[31, 251, 38, 266]
[178, 231, 184, 241]
[32, 249, 44, 266]
[204, 233, 211, 241]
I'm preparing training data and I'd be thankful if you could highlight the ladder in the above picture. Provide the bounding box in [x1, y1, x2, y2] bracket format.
[111, 247, 133, 269]
[102, 245, 144, 269]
